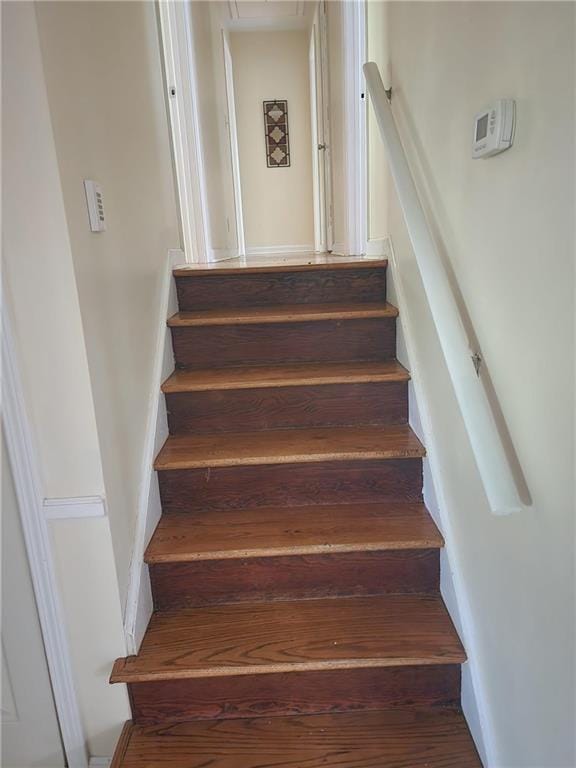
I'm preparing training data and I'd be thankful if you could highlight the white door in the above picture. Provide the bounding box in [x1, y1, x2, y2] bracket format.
[1, 433, 65, 768]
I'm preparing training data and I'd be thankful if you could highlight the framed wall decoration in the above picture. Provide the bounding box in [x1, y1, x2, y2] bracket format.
[263, 100, 290, 168]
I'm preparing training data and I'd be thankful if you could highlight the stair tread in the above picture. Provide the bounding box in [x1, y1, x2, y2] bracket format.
[162, 360, 409, 393]
[145, 502, 443, 563]
[154, 424, 425, 471]
[167, 302, 398, 327]
[112, 709, 482, 767]
[110, 594, 465, 683]
[173, 258, 388, 277]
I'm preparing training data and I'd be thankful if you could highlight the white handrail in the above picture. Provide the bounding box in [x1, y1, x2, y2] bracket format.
[363, 61, 522, 514]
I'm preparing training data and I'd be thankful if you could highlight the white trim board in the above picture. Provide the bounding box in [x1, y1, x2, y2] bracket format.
[385, 234, 494, 766]
[43, 496, 106, 520]
[245, 244, 316, 256]
[342, 0, 368, 256]
[1, 298, 89, 768]
[123, 250, 182, 654]
[158, 2, 209, 263]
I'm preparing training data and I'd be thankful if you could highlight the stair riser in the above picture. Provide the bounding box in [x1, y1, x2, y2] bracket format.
[166, 381, 408, 434]
[158, 458, 423, 513]
[171, 318, 396, 369]
[128, 665, 461, 725]
[149, 549, 439, 610]
[175, 267, 387, 311]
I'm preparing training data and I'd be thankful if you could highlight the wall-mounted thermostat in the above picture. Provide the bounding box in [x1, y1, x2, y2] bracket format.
[472, 99, 516, 159]
[83, 179, 106, 232]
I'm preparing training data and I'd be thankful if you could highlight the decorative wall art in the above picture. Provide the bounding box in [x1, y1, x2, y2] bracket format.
[263, 100, 291, 168]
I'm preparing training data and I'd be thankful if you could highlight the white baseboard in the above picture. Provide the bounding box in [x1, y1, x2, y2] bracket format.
[210, 247, 240, 262]
[245, 244, 315, 256]
[123, 249, 182, 655]
[384, 234, 494, 766]
[43, 495, 106, 520]
[89, 759, 111, 767]
[329, 241, 350, 256]
[365, 237, 390, 258]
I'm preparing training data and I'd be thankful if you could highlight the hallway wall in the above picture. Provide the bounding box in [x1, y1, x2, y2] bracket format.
[369, 2, 575, 765]
[230, 30, 314, 252]
[35, 0, 181, 606]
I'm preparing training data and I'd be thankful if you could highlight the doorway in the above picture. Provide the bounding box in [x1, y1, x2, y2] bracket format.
[161, 0, 367, 264]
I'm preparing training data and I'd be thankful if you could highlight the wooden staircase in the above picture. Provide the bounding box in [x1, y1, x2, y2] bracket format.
[110, 259, 482, 766]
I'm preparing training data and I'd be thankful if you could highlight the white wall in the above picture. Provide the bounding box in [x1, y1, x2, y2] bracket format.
[2, 1, 132, 758]
[231, 30, 314, 251]
[372, 3, 575, 765]
[189, 1, 238, 259]
[35, 0, 181, 603]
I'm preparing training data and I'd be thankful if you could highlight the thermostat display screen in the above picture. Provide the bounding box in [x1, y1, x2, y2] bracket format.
[475, 113, 489, 141]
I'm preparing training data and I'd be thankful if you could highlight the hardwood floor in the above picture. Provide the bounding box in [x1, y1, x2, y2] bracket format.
[110, 259, 482, 766]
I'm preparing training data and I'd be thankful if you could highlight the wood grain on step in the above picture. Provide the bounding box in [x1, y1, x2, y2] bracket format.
[168, 303, 398, 327]
[158, 458, 423, 513]
[149, 549, 439, 609]
[166, 381, 408, 433]
[114, 708, 482, 768]
[173, 258, 388, 276]
[162, 360, 409, 393]
[175, 265, 387, 310]
[128, 664, 461, 724]
[154, 425, 425, 470]
[145, 503, 443, 563]
[170, 317, 396, 368]
[110, 594, 465, 683]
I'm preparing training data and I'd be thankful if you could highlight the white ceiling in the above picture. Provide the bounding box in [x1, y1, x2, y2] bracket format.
[225, 0, 315, 31]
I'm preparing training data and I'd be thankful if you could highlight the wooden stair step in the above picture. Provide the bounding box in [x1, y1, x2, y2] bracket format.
[111, 709, 482, 767]
[173, 258, 388, 277]
[145, 503, 442, 563]
[168, 302, 398, 327]
[110, 594, 465, 683]
[173, 260, 388, 310]
[162, 360, 409, 393]
[154, 424, 425, 471]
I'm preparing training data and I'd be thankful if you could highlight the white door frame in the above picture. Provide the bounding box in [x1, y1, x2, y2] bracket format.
[1, 299, 89, 768]
[222, 29, 246, 258]
[309, 1, 333, 253]
[342, 0, 368, 256]
[158, 0, 211, 264]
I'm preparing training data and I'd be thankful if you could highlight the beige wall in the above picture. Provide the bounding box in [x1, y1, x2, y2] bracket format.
[373, 2, 575, 764]
[189, 1, 238, 258]
[2, 1, 133, 757]
[231, 30, 314, 250]
[35, 0, 181, 602]
[2, 2, 104, 500]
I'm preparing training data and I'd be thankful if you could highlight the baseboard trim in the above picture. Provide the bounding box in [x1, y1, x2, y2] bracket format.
[210, 247, 240, 262]
[365, 237, 390, 258]
[89, 759, 111, 767]
[43, 495, 106, 520]
[245, 244, 315, 256]
[123, 249, 182, 655]
[329, 241, 351, 256]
